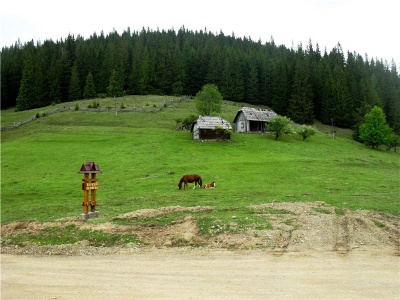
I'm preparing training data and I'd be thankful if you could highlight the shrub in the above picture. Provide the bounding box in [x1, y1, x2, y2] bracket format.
[359, 106, 392, 149]
[87, 100, 100, 108]
[266, 115, 292, 140]
[297, 125, 318, 141]
[181, 114, 198, 130]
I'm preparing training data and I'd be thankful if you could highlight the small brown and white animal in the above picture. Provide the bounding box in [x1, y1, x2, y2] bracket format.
[203, 181, 216, 188]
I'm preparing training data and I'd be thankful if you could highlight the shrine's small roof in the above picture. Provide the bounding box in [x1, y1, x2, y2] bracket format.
[78, 161, 102, 174]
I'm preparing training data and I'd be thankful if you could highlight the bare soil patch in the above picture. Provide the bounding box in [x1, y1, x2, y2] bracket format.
[2, 202, 399, 299]
[2, 202, 399, 256]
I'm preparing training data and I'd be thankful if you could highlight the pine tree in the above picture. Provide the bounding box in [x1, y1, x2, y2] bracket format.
[68, 64, 81, 101]
[321, 65, 352, 127]
[270, 59, 290, 115]
[16, 67, 34, 111]
[137, 47, 153, 94]
[287, 55, 314, 124]
[83, 71, 96, 99]
[245, 58, 259, 104]
[16, 42, 36, 111]
[107, 69, 123, 97]
[220, 52, 244, 101]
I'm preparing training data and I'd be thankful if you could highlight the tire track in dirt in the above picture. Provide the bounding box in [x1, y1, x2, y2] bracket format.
[333, 210, 351, 254]
[2, 202, 399, 256]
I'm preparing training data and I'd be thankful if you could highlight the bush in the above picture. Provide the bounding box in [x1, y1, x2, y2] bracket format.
[87, 100, 100, 109]
[297, 125, 318, 141]
[215, 126, 232, 139]
[266, 115, 292, 140]
[359, 106, 392, 149]
[386, 134, 400, 152]
[181, 114, 198, 130]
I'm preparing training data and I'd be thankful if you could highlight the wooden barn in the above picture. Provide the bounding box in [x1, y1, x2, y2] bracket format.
[191, 116, 232, 140]
[233, 107, 276, 133]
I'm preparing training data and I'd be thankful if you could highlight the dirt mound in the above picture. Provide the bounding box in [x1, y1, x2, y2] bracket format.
[117, 205, 214, 220]
[1, 202, 399, 256]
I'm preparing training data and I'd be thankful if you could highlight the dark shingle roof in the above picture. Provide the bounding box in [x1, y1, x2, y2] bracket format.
[233, 107, 276, 123]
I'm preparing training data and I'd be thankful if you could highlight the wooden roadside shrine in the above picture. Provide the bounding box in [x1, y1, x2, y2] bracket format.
[78, 161, 101, 219]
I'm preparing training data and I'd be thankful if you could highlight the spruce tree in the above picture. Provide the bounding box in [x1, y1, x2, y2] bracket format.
[321, 65, 352, 127]
[287, 55, 314, 124]
[138, 48, 152, 94]
[245, 59, 259, 104]
[68, 64, 81, 101]
[16, 43, 36, 111]
[16, 68, 33, 111]
[221, 53, 244, 101]
[107, 69, 123, 97]
[270, 60, 289, 115]
[83, 72, 96, 99]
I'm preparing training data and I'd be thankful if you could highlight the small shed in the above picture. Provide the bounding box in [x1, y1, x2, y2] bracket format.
[191, 116, 232, 140]
[233, 107, 276, 133]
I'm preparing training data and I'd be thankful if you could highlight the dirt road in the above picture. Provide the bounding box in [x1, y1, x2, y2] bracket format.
[2, 203, 399, 299]
[2, 249, 399, 299]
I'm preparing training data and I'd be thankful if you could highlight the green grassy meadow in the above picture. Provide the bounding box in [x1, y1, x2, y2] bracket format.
[1, 95, 399, 225]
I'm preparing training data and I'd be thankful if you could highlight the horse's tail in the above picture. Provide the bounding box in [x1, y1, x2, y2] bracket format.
[199, 176, 202, 187]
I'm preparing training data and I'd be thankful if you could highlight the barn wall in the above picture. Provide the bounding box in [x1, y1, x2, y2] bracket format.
[235, 112, 248, 133]
[192, 124, 200, 140]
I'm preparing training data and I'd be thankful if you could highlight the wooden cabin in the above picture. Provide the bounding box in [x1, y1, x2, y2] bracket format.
[233, 107, 276, 133]
[191, 116, 232, 140]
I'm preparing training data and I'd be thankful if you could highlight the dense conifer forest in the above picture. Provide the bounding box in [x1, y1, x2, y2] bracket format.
[1, 26, 399, 133]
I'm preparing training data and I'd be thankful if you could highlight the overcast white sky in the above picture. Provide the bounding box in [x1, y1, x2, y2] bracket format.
[1, 0, 399, 67]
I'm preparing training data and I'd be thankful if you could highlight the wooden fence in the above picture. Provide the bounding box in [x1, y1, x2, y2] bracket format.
[1, 96, 191, 131]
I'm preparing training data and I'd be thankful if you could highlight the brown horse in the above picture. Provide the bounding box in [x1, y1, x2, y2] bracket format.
[203, 181, 216, 188]
[178, 174, 202, 190]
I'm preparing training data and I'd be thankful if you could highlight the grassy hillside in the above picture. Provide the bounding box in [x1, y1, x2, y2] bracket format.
[1, 95, 399, 225]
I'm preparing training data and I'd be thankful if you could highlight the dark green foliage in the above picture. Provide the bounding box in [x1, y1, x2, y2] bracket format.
[359, 106, 393, 148]
[181, 114, 198, 129]
[87, 100, 100, 108]
[287, 52, 314, 124]
[68, 64, 81, 101]
[1, 27, 399, 135]
[16, 43, 36, 111]
[107, 69, 123, 97]
[386, 134, 400, 152]
[83, 72, 96, 99]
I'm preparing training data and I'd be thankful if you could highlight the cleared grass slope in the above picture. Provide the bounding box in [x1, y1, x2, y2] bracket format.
[1, 96, 399, 224]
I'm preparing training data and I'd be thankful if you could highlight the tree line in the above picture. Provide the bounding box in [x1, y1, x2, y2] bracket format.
[1, 26, 399, 134]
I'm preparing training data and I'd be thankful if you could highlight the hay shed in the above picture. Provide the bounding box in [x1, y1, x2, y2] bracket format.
[191, 116, 232, 140]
